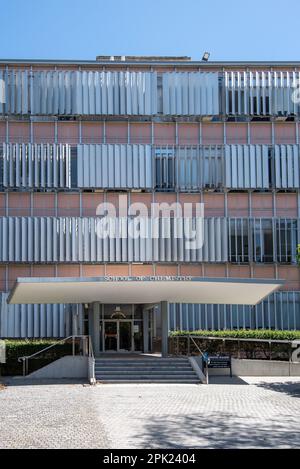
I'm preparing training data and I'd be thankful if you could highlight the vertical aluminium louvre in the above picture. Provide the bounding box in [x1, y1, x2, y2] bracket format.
[169, 291, 300, 331]
[0, 143, 72, 189]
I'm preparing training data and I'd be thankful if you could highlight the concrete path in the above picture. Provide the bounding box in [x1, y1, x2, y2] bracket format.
[0, 376, 299, 448]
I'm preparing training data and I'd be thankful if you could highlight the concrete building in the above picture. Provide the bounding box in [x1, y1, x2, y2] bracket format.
[0, 55, 299, 356]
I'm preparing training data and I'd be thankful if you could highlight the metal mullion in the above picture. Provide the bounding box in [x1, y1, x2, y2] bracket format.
[277, 218, 281, 263]
[235, 218, 238, 263]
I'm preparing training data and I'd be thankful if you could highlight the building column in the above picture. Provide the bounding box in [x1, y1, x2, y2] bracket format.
[89, 302, 100, 354]
[143, 309, 149, 353]
[161, 301, 169, 358]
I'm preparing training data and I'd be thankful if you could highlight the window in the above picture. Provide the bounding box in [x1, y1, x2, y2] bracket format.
[155, 147, 176, 190]
[276, 219, 298, 263]
[252, 219, 273, 263]
[70, 146, 78, 188]
[229, 218, 249, 263]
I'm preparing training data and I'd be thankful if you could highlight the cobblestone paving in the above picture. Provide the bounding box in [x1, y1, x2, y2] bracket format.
[0, 377, 299, 449]
[0, 379, 111, 449]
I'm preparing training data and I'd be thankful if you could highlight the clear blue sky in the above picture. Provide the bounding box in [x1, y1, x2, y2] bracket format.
[1, 0, 299, 61]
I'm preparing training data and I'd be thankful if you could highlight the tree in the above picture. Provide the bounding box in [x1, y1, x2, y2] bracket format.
[297, 244, 300, 265]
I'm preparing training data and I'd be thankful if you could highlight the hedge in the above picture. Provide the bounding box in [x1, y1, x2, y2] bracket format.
[0, 339, 78, 376]
[170, 329, 300, 341]
[169, 329, 300, 360]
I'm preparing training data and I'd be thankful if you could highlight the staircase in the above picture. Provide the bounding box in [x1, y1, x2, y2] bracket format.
[95, 357, 200, 383]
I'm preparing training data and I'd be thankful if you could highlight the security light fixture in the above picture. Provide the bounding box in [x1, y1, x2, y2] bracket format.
[202, 52, 210, 62]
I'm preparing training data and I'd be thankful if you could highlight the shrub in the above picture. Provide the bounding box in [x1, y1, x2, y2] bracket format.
[170, 329, 300, 341]
[1, 339, 77, 376]
[169, 330, 300, 361]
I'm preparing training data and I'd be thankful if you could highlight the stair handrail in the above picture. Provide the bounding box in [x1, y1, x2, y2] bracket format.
[187, 334, 209, 384]
[87, 335, 96, 385]
[18, 335, 90, 376]
[188, 334, 205, 358]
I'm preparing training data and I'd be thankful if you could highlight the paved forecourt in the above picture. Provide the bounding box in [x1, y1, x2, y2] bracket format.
[0, 377, 299, 449]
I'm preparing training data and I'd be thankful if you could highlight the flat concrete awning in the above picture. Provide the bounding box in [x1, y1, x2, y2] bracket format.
[7, 276, 283, 305]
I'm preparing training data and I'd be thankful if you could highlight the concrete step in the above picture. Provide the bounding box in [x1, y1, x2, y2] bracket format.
[96, 378, 200, 384]
[96, 371, 196, 376]
[95, 360, 189, 364]
[95, 367, 192, 372]
[94, 357, 200, 384]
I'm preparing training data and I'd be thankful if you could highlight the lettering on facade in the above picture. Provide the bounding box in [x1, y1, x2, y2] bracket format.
[103, 276, 193, 282]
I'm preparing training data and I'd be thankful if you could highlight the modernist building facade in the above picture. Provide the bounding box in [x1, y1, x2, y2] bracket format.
[0, 56, 299, 354]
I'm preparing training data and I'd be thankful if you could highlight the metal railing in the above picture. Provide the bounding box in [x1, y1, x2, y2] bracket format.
[18, 335, 95, 383]
[87, 336, 96, 385]
[186, 334, 209, 384]
[170, 334, 300, 362]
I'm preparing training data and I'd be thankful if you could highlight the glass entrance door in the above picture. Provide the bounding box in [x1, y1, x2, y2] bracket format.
[104, 321, 118, 351]
[119, 321, 132, 351]
[103, 320, 133, 352]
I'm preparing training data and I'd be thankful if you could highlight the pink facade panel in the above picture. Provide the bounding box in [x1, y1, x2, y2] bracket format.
[0, 266, 6, 291]
[225, 123, 248, 144]
[251, 194, 273, 217]
[81, 122, 104, 144]
[57, 265, 81, 277]
[278, 266, 300, 291]
[178, 123, 199, 145]
[253, 265, 275, 279]
[228, 193, 249, 217]
[82, 265, 105, 277]
[106, 122, 128, 144]
[57, 194, 80, 216]
[276, 194, 298, 217]
[32, 266, 56, 277]
[203, 193, 225, 216]
[204, 265, 226, 277]
[8, 193, 30, 216]
[274, 123, 296, 144]
[250, 123, 272, 144]
[130, 193, 153, 209]
[9, 122, 30, 143]
[0, 194, 5, 216]
[154, 123, 176, 145]
[154, 193, 177, 204]
[0, 122, 6, 141]
[130, 123, 152, 144]
[33, 122, 55, 143]
[180, 265, 203, 276]
[201, 123, 223, 145]
[57, 122, 79, 144]
[228, 265, 251, 278]
[106, 264, 130, 276]
[131, 264, 154, 276]
[82, 193, 104, 216]
[33, 193, 56, 217]
[155, 265, 178, 276]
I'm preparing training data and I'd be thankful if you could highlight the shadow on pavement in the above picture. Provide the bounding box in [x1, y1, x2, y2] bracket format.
[136, 412, 300, 449]
[2, 377, 88, 387]
[255, 380, 300, 398]
[208, 376, 249, 385]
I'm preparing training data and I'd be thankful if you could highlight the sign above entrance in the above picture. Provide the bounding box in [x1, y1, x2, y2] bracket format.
[103, 276, 193, 282]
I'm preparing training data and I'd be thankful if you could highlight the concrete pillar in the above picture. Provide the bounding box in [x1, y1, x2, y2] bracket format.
[143, 309, 149, 353]
[89, 302, 100, 354]
[161, 301, 169, 358]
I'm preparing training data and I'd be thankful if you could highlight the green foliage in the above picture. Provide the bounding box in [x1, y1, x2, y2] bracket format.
[170, 329, 300, 341]
[297, 244, 300, 265]
[1, 339, 75, 376]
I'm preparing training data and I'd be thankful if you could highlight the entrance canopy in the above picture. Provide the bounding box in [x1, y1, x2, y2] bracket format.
[8, 276, 283, 306]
